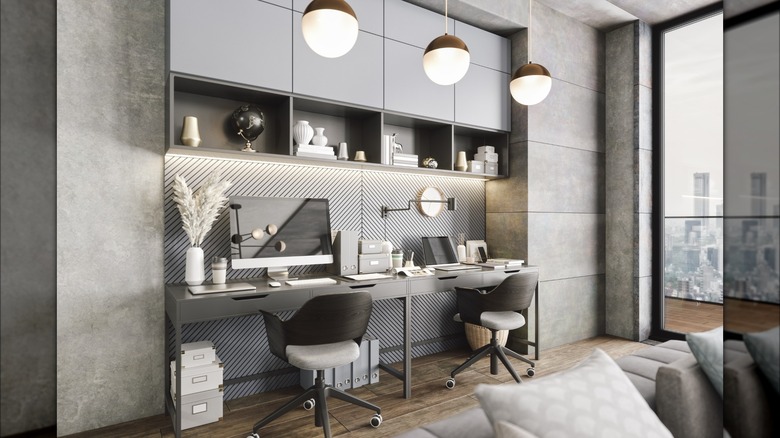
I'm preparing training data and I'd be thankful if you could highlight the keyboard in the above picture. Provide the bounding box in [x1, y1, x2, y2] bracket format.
[285, 277, 338, 286]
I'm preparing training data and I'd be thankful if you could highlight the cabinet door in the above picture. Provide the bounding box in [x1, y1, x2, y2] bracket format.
[293, 13, 383, 109]
[384, 39, 454, 121]
[454, 21, 510, 73]
[384, 0, 453, 49]
[292, 0, 384, 35]
[455, 64, 510, 131]
[170, 0, 292, 92]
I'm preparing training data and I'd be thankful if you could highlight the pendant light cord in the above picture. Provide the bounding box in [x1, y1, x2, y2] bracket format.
[445, 0, 449, 34]
[528, 0, 533, 64]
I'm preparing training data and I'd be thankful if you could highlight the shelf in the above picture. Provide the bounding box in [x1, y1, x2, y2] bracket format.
[166, 145, 503, 180]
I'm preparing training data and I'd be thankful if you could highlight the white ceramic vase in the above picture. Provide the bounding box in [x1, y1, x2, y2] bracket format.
[185, 246, 205, 286]
[312, 127, 328, 146]
[293, 120, 314, 145]
[181, 116, 201, 147]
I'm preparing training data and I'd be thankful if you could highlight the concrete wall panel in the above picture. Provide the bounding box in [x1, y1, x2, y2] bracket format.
[539, 275, 605, 348]
[528, 213, 605, 281]
[528, 142, 604, 214]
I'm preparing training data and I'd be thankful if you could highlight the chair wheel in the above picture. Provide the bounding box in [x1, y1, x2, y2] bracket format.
[445, 378, 456, 389]
[526, 368, 535, 377]
[303, 398, 315, 410]
[247, 434, 259, 438]
[370, 414, 382, 428]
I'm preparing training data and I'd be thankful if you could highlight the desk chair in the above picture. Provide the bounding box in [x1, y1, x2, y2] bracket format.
[446, 271, 539, 388]
[248, 291, 382, 438]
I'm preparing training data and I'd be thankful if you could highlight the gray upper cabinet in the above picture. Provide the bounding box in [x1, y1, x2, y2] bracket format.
[170, 0, 292, 92]
[292, 0, 384, 35]
[385, 39, 454, 122]
[384, 0, 454, 49]
[455, 64, 510, 131]
[262, 0, 292, 8]
[454, 21, 510, 73]
[293, 13, 383, 109]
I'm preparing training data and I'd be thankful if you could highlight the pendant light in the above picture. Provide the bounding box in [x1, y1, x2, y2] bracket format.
[302, 0, 359, 58]
[423, 0, 470, 86]
[510, 0, 552, 105]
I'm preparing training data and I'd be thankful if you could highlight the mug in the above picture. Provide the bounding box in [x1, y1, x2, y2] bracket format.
[391, 251, 403, 268]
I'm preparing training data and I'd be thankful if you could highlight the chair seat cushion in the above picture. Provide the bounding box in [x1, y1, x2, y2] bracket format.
[285, 340, 360, 371]
[480, 311, 525, 331]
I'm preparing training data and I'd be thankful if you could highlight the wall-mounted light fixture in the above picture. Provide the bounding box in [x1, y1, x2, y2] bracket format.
[381, 187, 457, 218]
[510, 0, 552, 105]
[423, 0, 470, 85]
[302, 0, 359, 58]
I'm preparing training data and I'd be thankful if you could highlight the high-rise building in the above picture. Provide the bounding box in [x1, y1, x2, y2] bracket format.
[751, 172, 766, 217]
[694, 172, 710, 217]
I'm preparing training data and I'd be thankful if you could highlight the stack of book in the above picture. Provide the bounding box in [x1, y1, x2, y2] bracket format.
[478, 258, 524, 269]
[295, 144, 336, 160]
[393, 152, 418, 168]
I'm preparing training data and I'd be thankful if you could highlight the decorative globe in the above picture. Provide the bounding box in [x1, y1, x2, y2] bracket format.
[232, 104, 265, 142]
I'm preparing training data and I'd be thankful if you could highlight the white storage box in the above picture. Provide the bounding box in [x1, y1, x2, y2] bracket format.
[172, 388, 224, 430]
[301, 336, 379, 390]
[170, 355, 223, 396]
[359, 254, 391, 274]
[467, 160, 484, 173]
[358, 240, 383, 254]
[475, 152, 498, 163]
[484, 162, 499, 176]
[180, 341, 215, 368]
[477, 145, 495, 154]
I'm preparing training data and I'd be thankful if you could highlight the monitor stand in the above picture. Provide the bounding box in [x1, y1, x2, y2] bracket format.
[267, 266, 295, 282]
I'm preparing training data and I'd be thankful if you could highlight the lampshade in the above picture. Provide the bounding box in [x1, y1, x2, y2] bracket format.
[423, 34, 471, 86]
[301, 0, 359, 58]
[510, 63, 552, 105]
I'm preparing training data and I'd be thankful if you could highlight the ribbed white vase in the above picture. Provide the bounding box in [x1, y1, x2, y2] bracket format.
[293, 120, 314, 146]
[312, 127, 328, 146]
[185, 247, 205, 286]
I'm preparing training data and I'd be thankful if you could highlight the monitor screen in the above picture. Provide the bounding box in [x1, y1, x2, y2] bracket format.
[422, 236, 459, 266]
[229, 196, 334, 270]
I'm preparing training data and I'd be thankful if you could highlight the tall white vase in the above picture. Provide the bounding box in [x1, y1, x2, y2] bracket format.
[312, 127, 328, 146]
[185, 247, 205, 286]
[293, 120, 314, 146]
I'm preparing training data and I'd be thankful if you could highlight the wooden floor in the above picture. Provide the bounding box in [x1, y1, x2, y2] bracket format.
[663, 297, 723, 333]
[65, 336, 651, 438]
[724, 298, 780, 334]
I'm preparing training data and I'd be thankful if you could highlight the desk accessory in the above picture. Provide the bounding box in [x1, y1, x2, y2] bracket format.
[180, 116, 201, 147]
[465, 240, 487, 263]
[211, 257, 227, 284]
[328, 230, 358, 276]
[232, 104, 265, 152]
[188, 282, 256, 295]
[358, 253, 391, 273]
[391, 250, 403, 268]
[173, 172, 232, 286]
[268, 281, 281, 287]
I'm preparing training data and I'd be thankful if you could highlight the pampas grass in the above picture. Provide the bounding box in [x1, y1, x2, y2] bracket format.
[172, 172, 231, 247]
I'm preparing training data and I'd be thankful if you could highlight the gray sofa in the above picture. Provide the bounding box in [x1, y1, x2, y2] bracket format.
[396, 339, 778, 438]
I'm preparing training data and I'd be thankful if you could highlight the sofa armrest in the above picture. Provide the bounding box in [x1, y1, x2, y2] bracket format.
[656, 355, 722, 438]
[724, 353, 779, 438]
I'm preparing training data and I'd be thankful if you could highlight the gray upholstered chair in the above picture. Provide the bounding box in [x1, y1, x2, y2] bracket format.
[446, 271, 539, 388]
[248, 291, 381, 438]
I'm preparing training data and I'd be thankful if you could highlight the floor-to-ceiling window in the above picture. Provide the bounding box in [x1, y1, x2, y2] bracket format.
[654, 6, 724, 337]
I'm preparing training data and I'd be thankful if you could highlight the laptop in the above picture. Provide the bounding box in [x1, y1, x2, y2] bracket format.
[421, 236, 482, 272]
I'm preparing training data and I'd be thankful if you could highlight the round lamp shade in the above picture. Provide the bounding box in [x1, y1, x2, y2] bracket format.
[510, 63, 552, 105]
[423, 34, 470, 86]
[302, 0, 359, 58]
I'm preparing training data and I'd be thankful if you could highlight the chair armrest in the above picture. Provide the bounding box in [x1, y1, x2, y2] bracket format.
[260, 310, 287, 360]
[724, 353, 779, 438]
[455, 287, 485, 324]
[656, 355, 722, 438]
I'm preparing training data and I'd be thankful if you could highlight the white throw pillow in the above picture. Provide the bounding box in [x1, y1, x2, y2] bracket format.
[686, 326, 724, 398]
[743, 326, 780, 394]
[475, 348, 673, 438]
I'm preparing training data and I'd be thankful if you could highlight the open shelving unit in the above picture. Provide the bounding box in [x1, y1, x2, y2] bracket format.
[168, 73, 509, 179]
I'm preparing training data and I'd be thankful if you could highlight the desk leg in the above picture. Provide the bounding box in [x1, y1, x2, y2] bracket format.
[174, 324, 182, 438]
[403, 296, 411, 399]
[534, 284, 539, 360]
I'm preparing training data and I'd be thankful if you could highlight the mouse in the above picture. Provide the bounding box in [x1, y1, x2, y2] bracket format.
[268, 281, 281, 287]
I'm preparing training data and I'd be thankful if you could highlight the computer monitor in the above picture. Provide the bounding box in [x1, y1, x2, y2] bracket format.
[229, 196, 334, 279]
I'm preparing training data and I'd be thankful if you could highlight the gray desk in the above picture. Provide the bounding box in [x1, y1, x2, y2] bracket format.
[165, 266, 539, 437]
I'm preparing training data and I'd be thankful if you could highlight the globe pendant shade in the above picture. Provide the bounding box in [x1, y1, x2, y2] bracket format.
[510, 63, 552, 105]
[423, 34, 470, 86]
[302, 0, 359, 58]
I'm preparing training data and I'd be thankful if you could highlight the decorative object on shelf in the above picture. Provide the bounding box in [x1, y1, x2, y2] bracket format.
[456, 233, 467, 262]
[354, 150, 367, 162]
[380, 187, 456, 218]
[390, 133, 403, 154]
[381, 240, 394, 254]
[510, 0, 552, 105]
[211, 257, 227, 284]
[312, 127, 328, 146]
[454, 151, 468, 171]
[231, 104, 265, 152]
[180, 116, 201, 147]
[172, 172, 232, 285]
[302, 0, 359, 58]
[381, 135, 392, 165]
[422, 157, 438, 169]
[423, 0, 470, 85]
[293, 120, 314, 146]
[337, 142, 349, 160]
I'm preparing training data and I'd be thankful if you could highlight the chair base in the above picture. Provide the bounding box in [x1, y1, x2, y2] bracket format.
[250, 370, 381, 438]
[451, 329, 535, 384]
